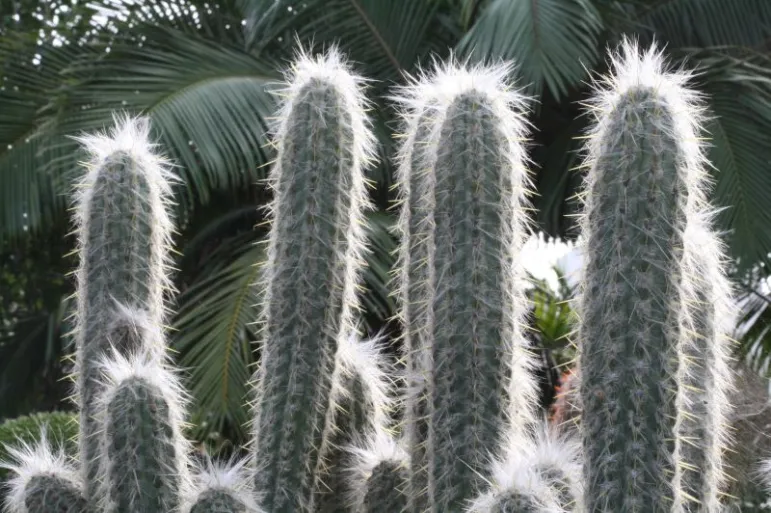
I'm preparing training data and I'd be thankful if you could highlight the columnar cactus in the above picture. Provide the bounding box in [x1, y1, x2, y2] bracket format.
[394, 61, 538, 511]
[677, 219, 734, 512]
[72, 115, 176, 498]
[347, 429, 409, 513]
[465, 456, 563, 513]
[392, 100, 438, 513]
[577, 39, 718, 512]
[96, 351, 190, 513]
[251, 48, 375, 513]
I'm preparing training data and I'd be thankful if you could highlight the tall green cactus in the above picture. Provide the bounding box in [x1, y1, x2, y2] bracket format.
[71, 115, 175, 499]
[392, 97, 438, 513]
[678, 219, 734, 512]
[251, 48, 375, 513]
[394, 61, 538, 511]
[96, 351, 190, 513]
[577, 40, 717, 512]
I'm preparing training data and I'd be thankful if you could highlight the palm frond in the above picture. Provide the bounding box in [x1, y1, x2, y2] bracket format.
[457, 0, 603, 100]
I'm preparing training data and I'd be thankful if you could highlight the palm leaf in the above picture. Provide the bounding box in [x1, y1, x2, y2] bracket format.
[689, 50, 771, 271]
[457, 0, 603, 100]
[635, 0, 771, 48]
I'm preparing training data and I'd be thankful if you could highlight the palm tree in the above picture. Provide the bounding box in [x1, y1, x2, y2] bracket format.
[1, 0, 771, 448]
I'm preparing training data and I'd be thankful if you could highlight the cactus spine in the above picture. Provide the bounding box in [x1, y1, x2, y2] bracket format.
[577, 40, 717, 511]
[71, 115, 175, 499]
[394, 61, 537, 511]
[251, 48, 375, 512]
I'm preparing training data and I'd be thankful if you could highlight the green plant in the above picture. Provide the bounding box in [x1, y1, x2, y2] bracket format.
[577, 39, 732, 512]
[0, 41, 737, 513]
[393, 59, 539, 512]
[249, 48, 374, 513]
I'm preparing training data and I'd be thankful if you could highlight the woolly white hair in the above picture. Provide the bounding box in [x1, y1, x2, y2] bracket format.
[345, 428, 409, 511]
[334, 332, 396, 431]
[93, 348, 192, 513]
[1, 431, 83, 513]
[250, 45, 377, 508]
[757, 457, 771, 497]
[465, 450, 564, 513]
[389, 56, 540, 504]
[183, 457, 264, 513]
[497, 424, 584, 512]
[575, 37, 733, 511]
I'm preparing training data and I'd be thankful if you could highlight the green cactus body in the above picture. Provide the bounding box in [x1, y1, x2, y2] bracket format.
[252, 49, 373, 513]
[360, 461, 408, 513]
[678, 220, 734, 512]
[23, 474, 88, 513]
[577, 41, 711, 512]
[72, 116, 174, 499]
[393, 102, 438, 513]
[99, 355, 188, 513]
[395, 63, 535, 512]
[189, 490, 251, 513]
[465, 463, 562, 513]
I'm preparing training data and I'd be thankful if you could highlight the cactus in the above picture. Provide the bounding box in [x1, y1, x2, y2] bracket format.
[394, 60, 538, 511]
[391, 94, 438, 513]
[0, 43, 742, 513]
[1, 433, 86, 513]
[316, 334, 394, 511]
[347, 429, 409, 513]
[677, 219, 735, 512]
[186, 459, 263, 513]
[251, 47, 375, 513]
[576, 39, 717, 511]
[465, 454, 563, 513]
[96, 350, 190, 513]
[71, 114, 175, 499]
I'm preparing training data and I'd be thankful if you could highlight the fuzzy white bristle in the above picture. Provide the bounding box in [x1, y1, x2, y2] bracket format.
[466, 451, 564, 513]
[183, 457, 264, 513]
[334, 332, 396, 430]
[0, 433, 82, 513]
[497, 424, 584, 512]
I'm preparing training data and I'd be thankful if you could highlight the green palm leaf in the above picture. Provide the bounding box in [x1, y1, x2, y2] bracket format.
[456, 0, 603, 100]
[636, 0, 771, 48]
